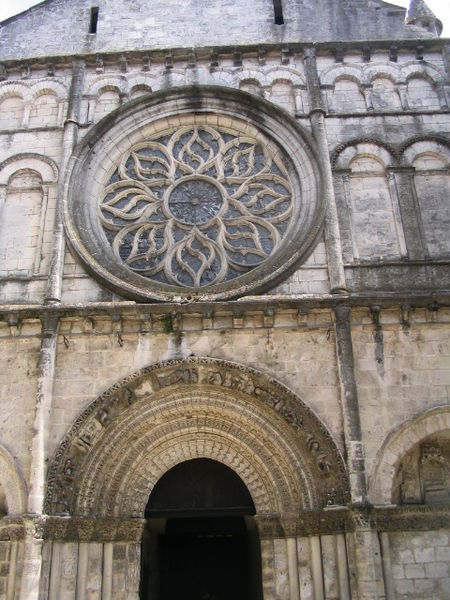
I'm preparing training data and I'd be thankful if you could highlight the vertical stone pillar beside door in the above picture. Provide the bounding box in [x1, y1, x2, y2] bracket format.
[41, 537, 140, 599]
[256, 515, 302, 600]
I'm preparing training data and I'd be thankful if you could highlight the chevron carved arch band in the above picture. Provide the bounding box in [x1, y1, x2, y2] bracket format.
[45, 357, 349, 517]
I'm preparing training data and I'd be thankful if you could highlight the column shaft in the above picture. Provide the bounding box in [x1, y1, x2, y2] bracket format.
[6, 541, 18, 600]
[310, 536, 325, 600]
[287, 537, 300, 600]
[45, 59, 85, 304]
[101, 543, 114, 600]
[380, 532, 396, 600]
[336, 533, 351, 599]
[304, 47, 347, 294]
[48, 542, 62, 600]
[334, 305, 367, 504]
[389, 167, 426, 260]
[76, 543, 89, 600]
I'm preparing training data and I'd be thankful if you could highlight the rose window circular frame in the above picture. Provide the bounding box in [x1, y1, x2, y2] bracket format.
[64, 87, 325, 302]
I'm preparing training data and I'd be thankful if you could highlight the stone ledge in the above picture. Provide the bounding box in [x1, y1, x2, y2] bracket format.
[0, 506, 448, 542]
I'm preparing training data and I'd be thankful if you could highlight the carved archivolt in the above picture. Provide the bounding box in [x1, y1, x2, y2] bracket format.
[64, 86, 324, 301]
[45, 357, 349, 517]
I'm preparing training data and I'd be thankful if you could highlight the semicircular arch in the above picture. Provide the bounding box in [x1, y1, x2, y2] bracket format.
[0, 153, 58, 185]
[0, 442, 27, 515]
[45, 357, 349, 518]
[369, 405, 450, 505]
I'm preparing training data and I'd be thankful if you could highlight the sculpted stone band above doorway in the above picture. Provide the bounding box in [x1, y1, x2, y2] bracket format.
[45, 357, 349, 517]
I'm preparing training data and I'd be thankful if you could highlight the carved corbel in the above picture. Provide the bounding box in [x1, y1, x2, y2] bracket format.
[5, 313, 21, 337]
[232, 310, 244, 329]
[187, 50, 197, 68]
[202, 310, 213, 330]
[164, 51, 173, 69]
[140, 313, 152, 333]
[263, 308, 275, 328]
[233, 50, 242, 67]
[281, 46, 290, 65]
[142, 55, 150, 71]
[258, 47, 266, 66]
[111, 315, 123, 346]
[95, 55, 104, 74]
[210, 50, 219, 68]
[119, 54, 127, 73]
[401, 304, 411, 330]
[82, 317, 95, 333]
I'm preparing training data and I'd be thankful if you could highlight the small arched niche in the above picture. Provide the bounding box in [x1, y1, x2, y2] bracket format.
[0, 170, 44, 275]
[141, 458, 263, 600]
[371, 77, 401, 111]
[392, 432, 450, 506]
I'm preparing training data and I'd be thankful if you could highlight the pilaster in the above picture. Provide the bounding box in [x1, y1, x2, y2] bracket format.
[333, 305, 367, 504]
[387, 167, 427, 260]
[304, 47, 347, 294]
[45, 59, 85, 304]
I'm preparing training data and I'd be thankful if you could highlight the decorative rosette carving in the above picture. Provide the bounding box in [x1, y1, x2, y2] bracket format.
[64, 88, 324, 300]
[100, 126, 293, 288]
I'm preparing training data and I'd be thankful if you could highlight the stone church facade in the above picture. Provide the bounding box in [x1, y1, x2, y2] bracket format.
[0, 0, 448, 598]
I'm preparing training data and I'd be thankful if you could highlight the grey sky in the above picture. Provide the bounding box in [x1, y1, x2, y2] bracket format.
[0, 0, 449, 36]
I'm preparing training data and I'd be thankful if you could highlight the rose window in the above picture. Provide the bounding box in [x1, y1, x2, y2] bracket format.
[64, 88, 323, 301]
[99, 126, 294, 288]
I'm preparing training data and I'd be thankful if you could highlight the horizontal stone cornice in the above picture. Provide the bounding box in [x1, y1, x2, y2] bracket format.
[0, 38, 447, 71]
[0, 506, 448, 542]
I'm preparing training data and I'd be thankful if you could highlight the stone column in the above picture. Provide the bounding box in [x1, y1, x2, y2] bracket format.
[20, 316, 59, 600]
[362, 84, 374, 111]
[101, 543, 114, 600]
[260, 538, 276, 600]
[6, 540, 19, 600]
[310, 536, 325, 600]
[351, 511, 385, 600]
[397, 82, 408, 110]
[380, 532, 396, 600]
[76, 543, 89, 600]
[286, 537, 300, 600]
[19, 519, 45, 600]
[436, 84, 448, 110]
[336, 533, 351, 599]
[48, 542, 62, 600]
[281, 516, 300, 600]
[255, 515, 284, 600]
[304, 47, 347, 294]
[333, 305, 367, 504]
[28, 315, 59, 513]
[332, 169, 358, 263]
[45, 59, 85, 304]
[388, 167, 426, 260]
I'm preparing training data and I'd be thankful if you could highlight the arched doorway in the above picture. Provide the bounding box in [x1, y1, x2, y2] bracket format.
[140, 458, 263, 600]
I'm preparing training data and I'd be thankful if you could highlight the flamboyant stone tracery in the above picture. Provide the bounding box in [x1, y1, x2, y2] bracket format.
[64, 87, 324, 301]
[100, 125, 294, 288]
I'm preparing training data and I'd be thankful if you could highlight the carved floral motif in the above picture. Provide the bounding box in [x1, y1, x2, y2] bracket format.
[100, 125, 293, 287]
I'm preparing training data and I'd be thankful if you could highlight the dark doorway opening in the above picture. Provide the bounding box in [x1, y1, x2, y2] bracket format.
[140, 459, 263, 600]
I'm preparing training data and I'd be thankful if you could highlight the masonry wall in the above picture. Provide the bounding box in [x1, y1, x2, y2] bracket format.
[0, 0, 430, 62]
[0, 4, 449, 598]
[389, 530, 450, 598]
[0, 46, 448, 305]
